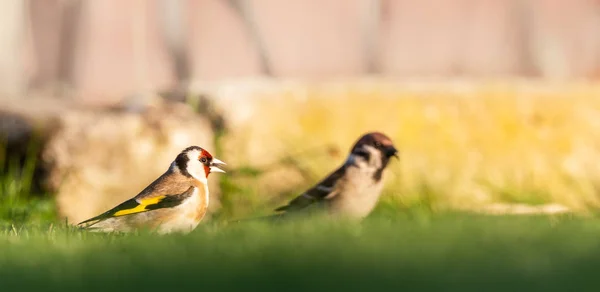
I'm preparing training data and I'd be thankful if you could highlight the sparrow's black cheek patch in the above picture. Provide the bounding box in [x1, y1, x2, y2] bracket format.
[374, 154, 394, 181]
[353, 149, 371, 160]
[373, 168, 384, 181]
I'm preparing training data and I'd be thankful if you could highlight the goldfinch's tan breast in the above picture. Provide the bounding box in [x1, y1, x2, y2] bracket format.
[189, 180, 209, 221]
[154, 180, 209, 234]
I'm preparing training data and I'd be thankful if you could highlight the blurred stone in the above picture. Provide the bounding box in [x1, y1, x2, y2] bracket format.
[0, 97, 217, 223]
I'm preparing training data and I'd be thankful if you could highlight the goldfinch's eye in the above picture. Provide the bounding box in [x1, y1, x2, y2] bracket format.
[200, 157, 207, 163]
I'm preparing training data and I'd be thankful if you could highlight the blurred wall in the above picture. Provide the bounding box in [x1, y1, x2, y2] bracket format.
[4, 0, 600, 101]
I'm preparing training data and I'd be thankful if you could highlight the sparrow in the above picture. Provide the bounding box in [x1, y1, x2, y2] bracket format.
[273, 132, 398, 220]
[77, 146, 225, 234]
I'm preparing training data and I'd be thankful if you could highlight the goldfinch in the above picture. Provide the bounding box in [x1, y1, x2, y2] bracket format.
[77, 146, 225, 234]
[274, 132, 398, 219]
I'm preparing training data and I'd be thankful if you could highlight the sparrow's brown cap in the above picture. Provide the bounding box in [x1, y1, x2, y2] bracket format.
[352, 132, 398, 158]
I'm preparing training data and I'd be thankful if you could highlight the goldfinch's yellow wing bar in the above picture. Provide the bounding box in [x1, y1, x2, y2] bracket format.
[112, 196, 167, 216]
[77, 187, 195, 226]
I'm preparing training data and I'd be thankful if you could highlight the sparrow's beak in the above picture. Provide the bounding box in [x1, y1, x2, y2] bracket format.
[386, 146, 399, 159]
[210, 158, 226, 173]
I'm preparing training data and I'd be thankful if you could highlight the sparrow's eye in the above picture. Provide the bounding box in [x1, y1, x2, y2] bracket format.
[375, 142, 382, 148]
[200, 157, 207, 163]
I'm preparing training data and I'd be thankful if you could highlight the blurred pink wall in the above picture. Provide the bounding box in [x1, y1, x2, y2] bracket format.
[4, 0, 600, 101]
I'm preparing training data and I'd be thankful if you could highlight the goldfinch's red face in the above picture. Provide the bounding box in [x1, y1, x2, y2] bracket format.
[198, 149, 226, 177]
[176, 146, 226, 181]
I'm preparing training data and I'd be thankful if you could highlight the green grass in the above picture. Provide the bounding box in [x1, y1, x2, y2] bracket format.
[1, 213, 600, 291]
[0, 142, 56, 225]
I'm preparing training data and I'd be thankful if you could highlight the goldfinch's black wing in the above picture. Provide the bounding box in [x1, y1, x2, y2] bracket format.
[77, 186, 195, 227]
[274, 165, 346, 213]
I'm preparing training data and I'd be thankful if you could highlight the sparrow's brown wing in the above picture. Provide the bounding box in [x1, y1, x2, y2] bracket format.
[77, 172, 196, 227]
[275, 165, 347, 212]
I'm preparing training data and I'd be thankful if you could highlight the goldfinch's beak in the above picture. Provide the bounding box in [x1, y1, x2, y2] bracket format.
[210, 158, 226, 173]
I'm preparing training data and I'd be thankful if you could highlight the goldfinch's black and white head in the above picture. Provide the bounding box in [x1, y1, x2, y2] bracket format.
[173, 146, 226, 182]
